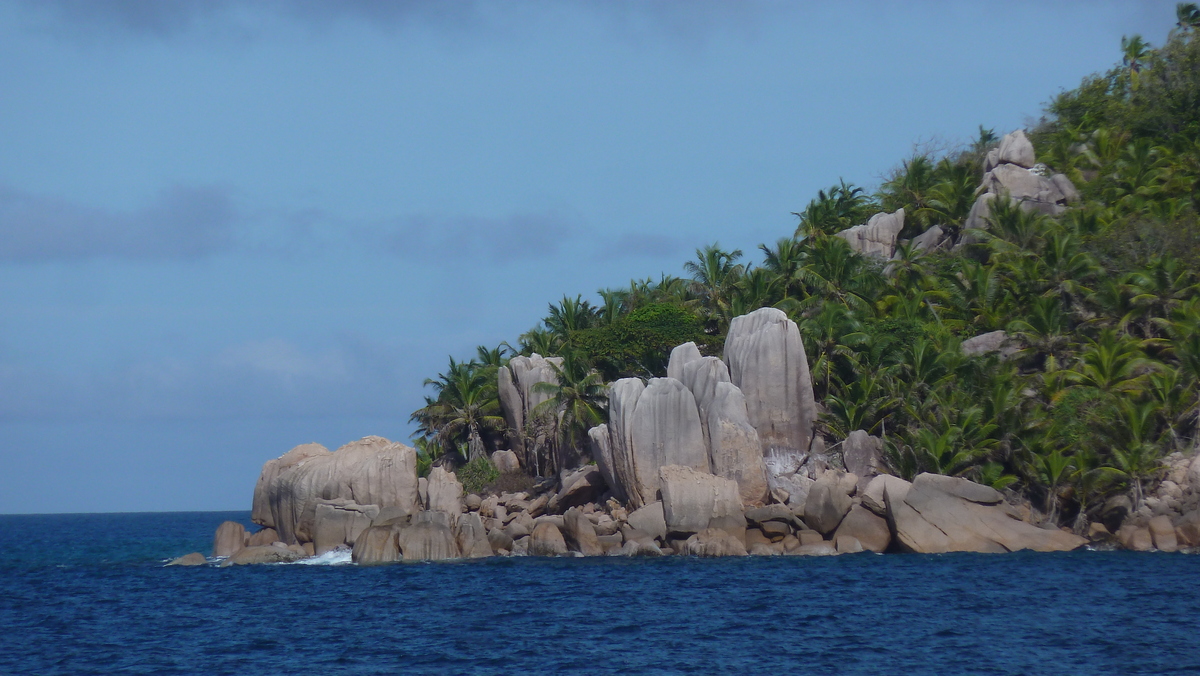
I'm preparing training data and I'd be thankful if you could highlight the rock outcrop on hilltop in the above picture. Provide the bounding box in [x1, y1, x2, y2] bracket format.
[964, 129, 1079, 236]
[835, 209, 905, 259]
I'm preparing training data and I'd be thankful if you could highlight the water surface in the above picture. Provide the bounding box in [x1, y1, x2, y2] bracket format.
[1, 512, 1196, 675]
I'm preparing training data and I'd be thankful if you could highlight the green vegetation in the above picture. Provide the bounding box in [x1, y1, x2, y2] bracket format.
[457, 457, 501, 495]
[411, 7, 1200, 530]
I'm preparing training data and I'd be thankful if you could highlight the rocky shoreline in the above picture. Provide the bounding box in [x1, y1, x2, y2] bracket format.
[170, 130, 1200, 566]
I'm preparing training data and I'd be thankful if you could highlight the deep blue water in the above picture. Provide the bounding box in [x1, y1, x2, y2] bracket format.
[1, 512, 1198, 675]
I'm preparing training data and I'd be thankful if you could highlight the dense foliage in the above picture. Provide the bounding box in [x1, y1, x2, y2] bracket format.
[411, 8, 1200, 530]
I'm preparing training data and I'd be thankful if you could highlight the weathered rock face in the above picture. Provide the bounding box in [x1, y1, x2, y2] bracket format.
[490, 450, 521, 474]
[961, 331, 1019, 359]
[683, 528, 748, 557]
[910, 225, 946, 253]
[607, 378, 646, 506]
[246, 528, 279, 548]
[888, 473, 1086, 553]
[218, 544, 302, 567]
[529, 522, 568, 556]
[399, 514, 460, 561]
[666, 341, 703, 382]
[312, 499, 380, 555]
[706, 382, 769, 505]
[1148, 515, 1178, 552]
[659, 465, 745, 536]
[804, 471, 856, 536]
[426, 467, 464, 520]
[975, 130, 1079, 221]
[626, 501, 668, 541]
[834, 504, 890, 553]
[676, 356, 733, 451]
[352, 524, 401, 565]
[552, 465, 605, 511]
[588, 425, 624, 503]
[724, 308, 817, 457]
[499, 353, 564, 464]
[835, 209, 905, 259]
[561, 508, 604, 556]
[213, 521, 246, 558]
[861, 474, 910, 517]
[456, 513, 494, 559]
[842, 431, 883, 484]
[167, 552, 208, 566]
[626, 378, 709, 506]
[264, 436, 419, 546]
[986, 129, 1036, 170]
[251, 443, 331, 528]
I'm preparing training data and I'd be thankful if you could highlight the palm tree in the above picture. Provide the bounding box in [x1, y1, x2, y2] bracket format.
[759, 237, 806, 302]
[1106, 398, 1164, 509]
[1120, 34, 1150, 88]
[530, 351, 607, 475]
[1176, 2, 1200, 33]
[545, 295, 598, 341]
[793, 180, 873, 238]
[1065, 329, 1153, 395]
[683, 243, 744, 329]
[414, 358, 506, 462]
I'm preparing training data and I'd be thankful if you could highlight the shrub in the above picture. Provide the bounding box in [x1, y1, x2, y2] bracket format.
[457, 457, 500, 495]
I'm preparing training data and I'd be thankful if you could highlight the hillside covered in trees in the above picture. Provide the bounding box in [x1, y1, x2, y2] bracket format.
[411, 6, 1200, 532]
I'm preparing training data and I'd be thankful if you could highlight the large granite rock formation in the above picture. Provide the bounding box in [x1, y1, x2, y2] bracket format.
[886, 473, 1086, 553]
[213, 521, 246, 558]
[251, 442, 330, 528]
[666, 341, 703, 382]
[607, 378, 646, 506]
[673, 354, 732, 451]
[706, 382, 770, 505]
[659, 465, 746, 537]
[834, 209, 905, 259]
[587, 424, 624, 503]
[605, 377, 711, 507]
[724, 308, 817, 457]
[257, 436, 419, 546]
[312, 499, 379, 555]
[498, 353, 564, 461]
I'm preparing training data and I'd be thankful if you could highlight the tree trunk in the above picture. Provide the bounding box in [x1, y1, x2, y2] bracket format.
[468, 427, 484, 462]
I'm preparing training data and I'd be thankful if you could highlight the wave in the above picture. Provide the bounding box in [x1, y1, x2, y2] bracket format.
[292, 547, 353, 566]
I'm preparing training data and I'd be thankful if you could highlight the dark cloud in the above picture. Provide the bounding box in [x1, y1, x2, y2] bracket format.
[0, 184, 236, 262]
[375, 211, 580, 262]
[599, 232, 687, 261]
[20, 0, 777, 41]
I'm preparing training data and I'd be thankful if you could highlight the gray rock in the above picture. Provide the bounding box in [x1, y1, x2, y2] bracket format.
[981, 164, 1067, 209]
[251, 442, 330, 529]
[426, 467, 464, 520]
[666, 341, 703, 382]
[352, 524, 401, 565]
[313, 499, 380, 555]
[676, 355, 733, 452]
[262, 436, 419, 545]
[166, 552, 207, 567]
[213, 521, 246, 558]
[724, 308, 817, 456]
[487, 527, 514, 553]
[994, 129, 1036, 168]
[497, 365, 525, 459]
[962, 193, 995, 235]
[860, 474, 911, 516]
[455, 512, 493, 559]
[588, 425, 624, 504]
[842, 431, 883, 482]
[706, 382, 770, 506]
[888, 473, 1085, 553]
[627, 378, 710, 505]
[562, 508, 604, 556]
[909, 224, 946, 253]
[786, 541, 838, 556]
[1051, 174, 1080, 203]
[659, 465, 744, 536]
[835, 209, 905, 259]
[804, 471, 856, 536]
[744, 504, 802, 530]
[246, 528, 279, 547]
[554, 465, 605, 511]
[961, 330, 1019, 359]
[491, 450, 521, 474]
[683, 528, 748, 557]
[626, 501, 668, 541]
[833, 504, 890, 553]
[1148, 515, 1178, 552]
[834, 535, 864, 554]
[529, 522, 568, 556]
[218, 544, 302, 567]
[607, 378, 646, 506]
[398, 518, 460, 561]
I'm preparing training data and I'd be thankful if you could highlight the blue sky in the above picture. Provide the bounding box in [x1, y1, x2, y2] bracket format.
[0, 0, 1176, 513]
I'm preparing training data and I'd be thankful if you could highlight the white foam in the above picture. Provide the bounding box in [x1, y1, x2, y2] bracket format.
[292, 546, 353, 566]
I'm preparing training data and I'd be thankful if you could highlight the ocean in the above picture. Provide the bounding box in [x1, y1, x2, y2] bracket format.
[1, 511, 1197, 675]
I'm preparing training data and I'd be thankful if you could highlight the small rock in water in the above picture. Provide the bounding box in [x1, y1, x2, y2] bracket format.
[166, 552, 207, 567]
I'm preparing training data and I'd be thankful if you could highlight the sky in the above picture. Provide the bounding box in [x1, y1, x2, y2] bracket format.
[0, 0, 1179, 513]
